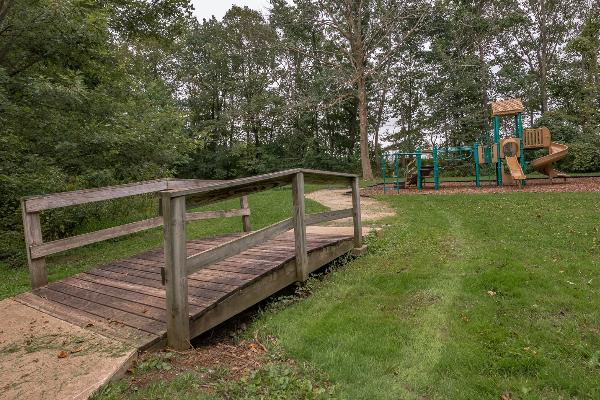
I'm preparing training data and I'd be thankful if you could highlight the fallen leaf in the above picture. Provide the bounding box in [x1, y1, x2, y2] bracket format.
[501, 392, 512, 400]
[57, 351, 69, 359]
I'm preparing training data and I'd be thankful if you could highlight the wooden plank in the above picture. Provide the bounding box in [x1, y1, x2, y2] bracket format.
[240, 196, 252, 232]
[305, 208, 353, 226]
[30, 209, 248, 259]
[99, 263, 235, 294]
[14, 292, 160, 349]
[21, 201, 47, 288]
[161, 195, 191, 349]
[62, 277, 204, 314]
[24, 179, 168, 212]
[292, 173, 308, 281]
[48, 281, 168, 322]
[185, 218, 294, 275]
[190, 238, 354, 338]
[34, 287, 166, 335]
[162, 169, 355, 207]
[112, 261, 247, 290]
[86, 268, 222, 303]
[351, 177, 363, 248]
[76, 273, 210, 309]
[30, 216, 164, 259]
[186, 208, 249, 222]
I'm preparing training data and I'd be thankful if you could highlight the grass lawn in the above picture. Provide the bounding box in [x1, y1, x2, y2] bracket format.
[253, 192, 600, 399]
[0, 187, 329, 300]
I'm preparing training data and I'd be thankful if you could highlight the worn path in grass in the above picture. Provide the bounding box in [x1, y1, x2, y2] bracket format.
[256, 192, 600, 399]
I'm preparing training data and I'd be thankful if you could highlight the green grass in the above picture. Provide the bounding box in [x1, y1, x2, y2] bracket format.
[253, 192, 600, 399]
[0, 187, 329, 300]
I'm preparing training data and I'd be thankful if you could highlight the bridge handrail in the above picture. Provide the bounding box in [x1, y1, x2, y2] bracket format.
[160, 169, 363, 349]
[20, 178, 250, 288]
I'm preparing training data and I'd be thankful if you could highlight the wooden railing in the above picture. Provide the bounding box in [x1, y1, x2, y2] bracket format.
[160, 169, 363, 349]
[21, 178, 251, 289]
[523, 127, 551, 149]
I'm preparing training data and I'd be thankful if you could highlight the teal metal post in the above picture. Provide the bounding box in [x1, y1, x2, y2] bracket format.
[516, 112, 526, 187]
[433, 145, 439, 190]
[474, 142, 481, 188]
[416, 148, 422, 190]
[394, 154, 400, 193]
[494, 115, 502, 186]
[381, 153, 386, 193]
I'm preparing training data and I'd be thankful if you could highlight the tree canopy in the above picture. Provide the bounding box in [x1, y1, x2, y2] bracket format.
[1, 0, 598, 264]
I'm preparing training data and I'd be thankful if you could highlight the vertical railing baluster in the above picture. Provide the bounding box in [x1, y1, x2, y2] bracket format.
[21, 200, 47, 289]
[240, 195, 252, 232]
[292, 173, 308, 281]
[351, 177, 364, 252]
[162, 193, 190, 350]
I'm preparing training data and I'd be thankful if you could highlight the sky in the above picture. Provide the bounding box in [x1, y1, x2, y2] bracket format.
[191, 0, 270, 21]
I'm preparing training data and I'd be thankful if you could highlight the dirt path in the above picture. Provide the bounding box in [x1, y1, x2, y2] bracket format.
[0, 299, 136, 400]
[306, 189, 395, 225]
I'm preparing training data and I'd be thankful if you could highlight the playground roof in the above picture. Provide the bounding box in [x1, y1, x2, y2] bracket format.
[491, 98, 524, 116]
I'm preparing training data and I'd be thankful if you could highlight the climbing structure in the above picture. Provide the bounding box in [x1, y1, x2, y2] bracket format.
[381, 98, 569, 191]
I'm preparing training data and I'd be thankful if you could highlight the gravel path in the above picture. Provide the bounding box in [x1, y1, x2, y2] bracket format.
[306, 189, 395, 225]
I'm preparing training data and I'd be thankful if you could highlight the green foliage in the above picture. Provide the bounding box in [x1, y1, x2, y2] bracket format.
[562, 138, 600, 172]
[0, 0, 191, 265]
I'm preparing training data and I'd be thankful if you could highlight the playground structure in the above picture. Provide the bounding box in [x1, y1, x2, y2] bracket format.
[381, 99, 569, 192]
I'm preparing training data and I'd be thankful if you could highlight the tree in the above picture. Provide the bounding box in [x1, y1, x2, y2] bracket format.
[298, 0, 425, 179]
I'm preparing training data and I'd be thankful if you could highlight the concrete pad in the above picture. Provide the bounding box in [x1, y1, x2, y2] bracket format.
[0, 299, 136, 400]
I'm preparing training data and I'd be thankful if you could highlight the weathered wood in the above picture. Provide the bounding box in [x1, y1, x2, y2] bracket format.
[35, 286, 166, 335]
[30, 216, 164, 259]
[162, 169, 356, 207]
[162, 194, 190, 350]
[351, 177, 363, 249]
[15, 292, 159, 349]
[190, 238, 354, 338]
[292, 172, 308, 281]
[30, 209, 249, 259]
[21, 200, 47, 288]
[240, 195, 252, 232]
[305, 208, 353, 226]
[185, 218, 294, 275]
[186, 208, 249, 222]
[24, 179, 169, 213]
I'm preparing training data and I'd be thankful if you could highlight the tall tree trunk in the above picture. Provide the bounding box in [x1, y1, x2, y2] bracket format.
[357, 72, 373, 179]
[539, 0, 548, 114]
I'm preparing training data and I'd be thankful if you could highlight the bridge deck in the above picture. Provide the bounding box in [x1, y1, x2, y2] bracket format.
[15, 228, 355, 350]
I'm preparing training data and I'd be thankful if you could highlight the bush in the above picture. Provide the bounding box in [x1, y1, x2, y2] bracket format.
[560, 139, 600, 172]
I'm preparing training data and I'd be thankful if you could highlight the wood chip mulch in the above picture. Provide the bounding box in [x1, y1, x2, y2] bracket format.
[363, 177, 600, 196]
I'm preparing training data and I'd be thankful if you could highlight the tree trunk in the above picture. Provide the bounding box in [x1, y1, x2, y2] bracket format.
[357, 73, 373, 179]
[539, 0, 548, 114]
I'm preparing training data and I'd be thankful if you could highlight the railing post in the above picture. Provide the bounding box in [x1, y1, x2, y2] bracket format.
[21, 200, 47, 289]
[161, 193, 190, 350]
[351, 177, 366, 255]
[291, 172, 308, 282]
[240, 195, 252, 232]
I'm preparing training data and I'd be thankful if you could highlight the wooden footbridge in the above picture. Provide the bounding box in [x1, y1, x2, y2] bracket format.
[17, 170, 366, 350]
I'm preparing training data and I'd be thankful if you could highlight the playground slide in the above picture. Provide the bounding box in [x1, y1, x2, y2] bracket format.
[505, 155, 526, 180]
[531, 142, 569, 179]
